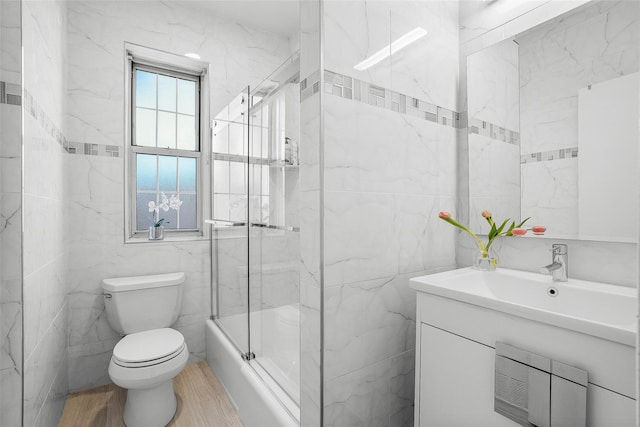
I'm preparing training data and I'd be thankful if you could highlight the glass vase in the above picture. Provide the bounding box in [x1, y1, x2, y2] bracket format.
[473, 246, 498, 271]
[148, 225, 164, 240]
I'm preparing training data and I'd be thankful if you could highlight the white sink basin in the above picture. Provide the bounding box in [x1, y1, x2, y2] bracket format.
[410, 267, 637, 346]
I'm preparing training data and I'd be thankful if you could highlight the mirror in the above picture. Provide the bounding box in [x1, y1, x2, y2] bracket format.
[466, 0, 639, 242]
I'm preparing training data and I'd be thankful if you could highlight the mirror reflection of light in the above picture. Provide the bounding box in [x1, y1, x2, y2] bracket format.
[354, 27, 427, 71]
[184, 52, 200, 60]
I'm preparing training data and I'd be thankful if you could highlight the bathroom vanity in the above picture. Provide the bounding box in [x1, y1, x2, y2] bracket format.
[411, 268, 636, 426]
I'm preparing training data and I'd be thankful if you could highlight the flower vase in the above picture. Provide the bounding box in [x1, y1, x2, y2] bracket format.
[149, 225, 164, 240]
[474, 246, 498, 271]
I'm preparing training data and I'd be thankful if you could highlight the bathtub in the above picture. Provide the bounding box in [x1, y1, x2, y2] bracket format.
[206, 304, 300, 427]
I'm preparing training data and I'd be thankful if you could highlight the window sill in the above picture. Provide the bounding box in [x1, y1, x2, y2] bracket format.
[125, 232, 208, 245]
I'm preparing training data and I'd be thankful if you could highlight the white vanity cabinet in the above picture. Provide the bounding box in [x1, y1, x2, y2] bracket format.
[413, 282, 636, 427]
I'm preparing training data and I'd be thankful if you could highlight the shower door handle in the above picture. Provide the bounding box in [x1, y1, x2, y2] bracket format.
[205, 219, 247, 229]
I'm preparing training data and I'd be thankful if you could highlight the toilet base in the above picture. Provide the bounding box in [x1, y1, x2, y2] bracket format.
[123, 380, 177, 427]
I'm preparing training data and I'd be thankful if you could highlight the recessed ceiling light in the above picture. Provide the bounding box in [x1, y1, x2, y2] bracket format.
[354, 27, 428, 71]
[184, 53, 201, 60]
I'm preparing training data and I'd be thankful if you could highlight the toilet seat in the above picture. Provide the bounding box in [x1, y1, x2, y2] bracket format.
[113, 328, 185, 368]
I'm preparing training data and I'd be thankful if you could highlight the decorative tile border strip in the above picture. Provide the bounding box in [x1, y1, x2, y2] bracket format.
[23, 89, 68, 149]
[66, 141, 120, 157]
[521, 147, 578, 164]
[300, 69, 321, 102]
[0, 81, 21, 106]
[468, 116, 520, 145]
[323, 70, 461, 129]
[23, 87, 119, 158]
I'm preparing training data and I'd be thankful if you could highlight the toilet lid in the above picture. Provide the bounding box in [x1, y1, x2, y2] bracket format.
[113, 328, 185, 365]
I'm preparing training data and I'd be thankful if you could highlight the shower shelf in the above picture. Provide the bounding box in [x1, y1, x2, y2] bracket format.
[269, 160, 299, 169]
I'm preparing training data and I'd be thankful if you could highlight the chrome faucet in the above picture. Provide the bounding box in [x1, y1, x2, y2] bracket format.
[540, 244, 568, 282]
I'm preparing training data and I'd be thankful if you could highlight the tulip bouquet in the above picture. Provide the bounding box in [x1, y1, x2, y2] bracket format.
[439, 210, 546, 270]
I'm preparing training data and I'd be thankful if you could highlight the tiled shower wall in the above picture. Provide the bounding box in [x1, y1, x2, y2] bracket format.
[64, 1, 292, 392]
[317, 2, 460, 425]
[0, 0, 23, 425]
[22, 0, 70, 425]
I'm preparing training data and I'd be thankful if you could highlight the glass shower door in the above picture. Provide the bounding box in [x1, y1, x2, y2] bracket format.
[211, 87, 252, 358]
[211, 54, 302, 416]
[247, 56, 301, 409]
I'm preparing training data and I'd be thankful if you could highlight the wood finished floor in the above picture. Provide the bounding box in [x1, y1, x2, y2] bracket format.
[58, 361, 244, 427]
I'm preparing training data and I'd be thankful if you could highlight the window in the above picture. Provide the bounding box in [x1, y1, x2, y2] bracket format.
[129, 61, 202, 236]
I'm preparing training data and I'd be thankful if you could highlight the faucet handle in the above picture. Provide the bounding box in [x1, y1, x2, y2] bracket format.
[551, 243, 567, 255]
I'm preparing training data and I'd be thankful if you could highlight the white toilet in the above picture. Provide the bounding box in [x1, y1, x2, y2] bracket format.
[102, 272, 189, 427]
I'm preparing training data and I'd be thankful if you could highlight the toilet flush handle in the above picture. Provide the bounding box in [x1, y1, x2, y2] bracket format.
[103, 293, 112, 299]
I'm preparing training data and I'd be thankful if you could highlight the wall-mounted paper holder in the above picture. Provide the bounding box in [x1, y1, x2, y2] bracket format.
[495, 342, 588, 427]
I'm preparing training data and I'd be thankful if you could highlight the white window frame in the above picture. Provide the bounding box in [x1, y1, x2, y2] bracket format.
[124, 43, 210, 242]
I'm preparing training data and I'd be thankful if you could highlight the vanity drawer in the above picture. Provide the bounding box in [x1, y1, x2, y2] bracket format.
[417, 292, 636, 399]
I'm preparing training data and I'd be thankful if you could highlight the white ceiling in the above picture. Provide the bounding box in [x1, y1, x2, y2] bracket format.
[185, 0, 300, 38]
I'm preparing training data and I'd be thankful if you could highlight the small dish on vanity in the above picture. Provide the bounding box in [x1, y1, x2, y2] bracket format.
[410, 267, 637, 427]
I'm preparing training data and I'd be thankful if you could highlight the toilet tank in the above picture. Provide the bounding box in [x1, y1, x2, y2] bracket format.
[102, 272, 185, 335]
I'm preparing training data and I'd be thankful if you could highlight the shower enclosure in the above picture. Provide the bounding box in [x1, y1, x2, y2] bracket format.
[208, 53, 301, 421]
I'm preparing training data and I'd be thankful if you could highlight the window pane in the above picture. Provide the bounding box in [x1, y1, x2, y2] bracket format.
[136, 70, 156, 108]
[179, 194, 197, 229]
[177, 114, 196, 150]
[158, 111, 176, 149]
[136, 154, 157, 191]
[135, 108, 156, 147]
[158, 74, 177, 111]
[179, 157, 196, 192]
[159, 155, 177, 192]
[177, 79, 196, 115]
[136, 192, 156, 231]
[159, 207, 177, 230]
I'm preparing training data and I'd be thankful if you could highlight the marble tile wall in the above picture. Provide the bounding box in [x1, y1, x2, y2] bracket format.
[22, 0, 69, 425]
[319, 2, 459, 426]
[65, 1, 292, 392]
[0, 2, 23, 425]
